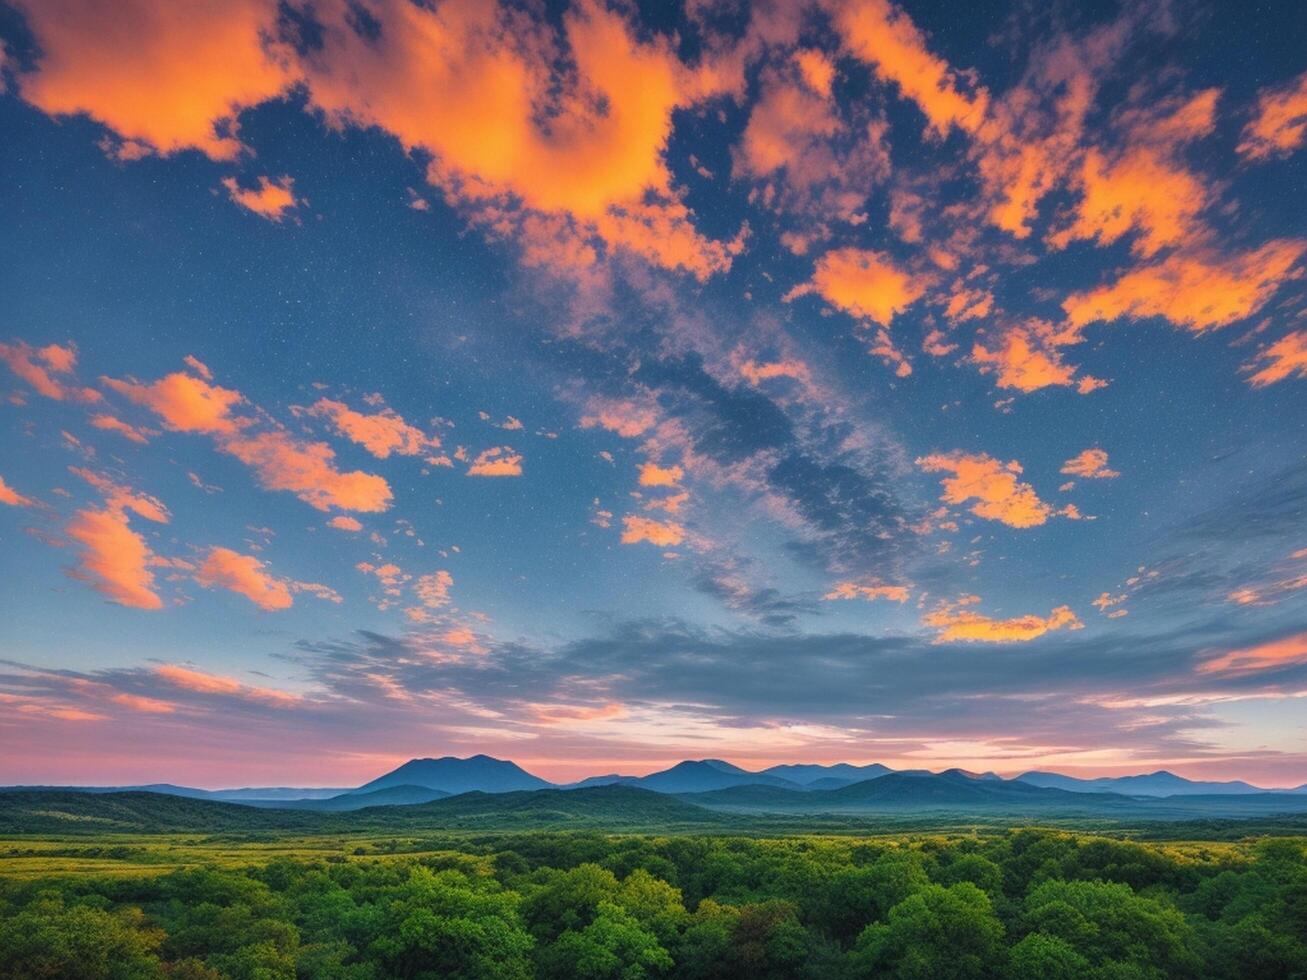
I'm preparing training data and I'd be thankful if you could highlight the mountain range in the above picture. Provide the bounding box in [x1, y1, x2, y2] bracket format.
[6, 756, 1306, 816]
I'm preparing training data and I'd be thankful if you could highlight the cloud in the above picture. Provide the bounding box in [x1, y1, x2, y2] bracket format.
[580, 397, 659, 438]
[1244, 331, 1307, 387]
[327, 515, 363, 532]
[735, 64, 840, 183]
[0, 339, 100, 402]
[110, 692, 175, 714]
[221, 174, 299, 221]
[193, 546, 293, 611]
[61, 467, 171, 610]
[9, 0, 292, 160]
[153, 663, 300, 705]
[66, 505, 164, 609]
[11, 0, 739, 280]
[1238, 70, 1307, 161]
[530, 701, 626, 725]
[1198, 631, 1307, 675]
[923, 601, 1084, 643]
[784, 247, 928, 328]
[222, 430, 394, 511]
[833, 0, 988, 136]
[70, 467, 170, 523]
[0, 475, 36, 508]
[823, 580, 911, 603]
[300, 0, 735, 278]
[466, 446, 523, 477]
[970, 319, 1104, 394]
[103, 369, 244, 435]
[89, 413, 153, 443]
[620, 514, 685, 547]
[917, 451, 1069, 528]
[638, 462, 683, 487]
[105, 360, 392, 513]
[307, 397, 436, 458]
[1062, 240, 1307, 333]
[738, 359, 811, 387]
[1061, 449, 1119, 479]
[1047, 90, 1219, 258]
[414, 571, 454, 609]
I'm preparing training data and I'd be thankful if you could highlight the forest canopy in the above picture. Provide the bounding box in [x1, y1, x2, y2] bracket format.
[2, 829, 1305, 978]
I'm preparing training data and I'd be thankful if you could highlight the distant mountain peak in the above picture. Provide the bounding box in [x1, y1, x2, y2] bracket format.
[355, 755, 551, 796]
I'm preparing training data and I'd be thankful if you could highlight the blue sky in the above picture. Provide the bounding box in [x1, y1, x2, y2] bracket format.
[0, 0, 1305, 786]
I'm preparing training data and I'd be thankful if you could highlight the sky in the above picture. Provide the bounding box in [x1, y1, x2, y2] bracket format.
[0, 0, 1305, 789]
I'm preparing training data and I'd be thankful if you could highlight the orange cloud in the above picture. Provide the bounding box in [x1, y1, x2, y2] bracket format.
[941, 285, 993, 323]
[620, 514, 685, 547]
[62, 467, 170, 609]
[467, 446, 523, 477]
[13, 0, 735, 279]
[739, 359, 812, 386]
[105, 359, 392, 513]
[70, 467, 170, 523]
[1060, 448, 1119, 479]
[785, 247, 928, 328]
[307, 398, 435, 458]
[924, 602, 1083, 643]
[1048, 90, 1219, 258]
[222, 430, 394, 511]
[66, 505, 163, 609]
[824, 580, 911, 603]
[970, 320, 1103, 394]
[1245, 331, 1307, 387]
[89, 413, 152, 444]
[415, 570, 454, 609]
[1238, 70, 1307, 161]
[638, 462, 683, 487]
[917, 451, 1068, 528]
[327, 515, 363, 532]
[580, 398, 658, 438]
[0, 339, 100, 402]
[1049, 146, 1210, 258]
[11, 0, 292, 160]
[795, 49, 835, 98]
[0, 475, 35, 507]
[193, 546, 293, 611]
[531, 701, 626, 725]
[154, 663, 301, 705]
[834, 0, 988, 136]
[303, 0, 733, 278]
[221, 174, 299, 221]
[111, 692, 175, 714]
[1062, 240, 1307, 333]
[103, 370, 244, 435]
[1198, 631, 1307, 675]
[1092, 592, 1127, 614]
[734, 66, 841, 185]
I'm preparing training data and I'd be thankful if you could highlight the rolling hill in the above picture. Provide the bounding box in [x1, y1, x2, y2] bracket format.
[244, 784, 451, 811]
[1015, 769, 1291, 796]
[0, 784, 727, 834]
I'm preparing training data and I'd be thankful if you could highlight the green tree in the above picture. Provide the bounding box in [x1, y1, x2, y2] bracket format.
[850, 882, 1005, 979]
[1021, 878, 1200, 978]
[1006, 932, 1090, 979]
[0, 893, 164, 979]
[362, 866, 533, 980]
[541, 900, 671, 980]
